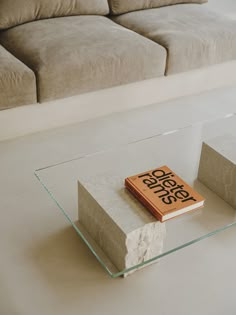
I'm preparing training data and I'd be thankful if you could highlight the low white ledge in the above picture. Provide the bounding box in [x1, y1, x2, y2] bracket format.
[1, 60, 236, 142]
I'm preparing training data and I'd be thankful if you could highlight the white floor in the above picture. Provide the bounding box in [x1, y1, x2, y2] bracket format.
[0, 85, 236, 315]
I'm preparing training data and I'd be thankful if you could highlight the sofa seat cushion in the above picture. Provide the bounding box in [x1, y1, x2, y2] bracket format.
[108, 0, 207, 15]
[0, 0, 109, 30]
[0, 45, 36, 110]
[112, 4, 236, 74]
[0, 16, 166, 102]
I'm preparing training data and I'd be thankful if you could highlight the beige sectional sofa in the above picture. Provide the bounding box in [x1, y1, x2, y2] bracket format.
[0, 0, 236, 139]
[0, 45, 37, 108]
[1, 16, 166, 103]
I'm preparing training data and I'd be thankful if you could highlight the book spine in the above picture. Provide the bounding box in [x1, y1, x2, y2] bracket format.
[125, 178, 165, 214]
[125, 182, 163, 222]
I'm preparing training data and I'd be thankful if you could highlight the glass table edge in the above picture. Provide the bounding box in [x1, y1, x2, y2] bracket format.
[34, 170, 236, 278]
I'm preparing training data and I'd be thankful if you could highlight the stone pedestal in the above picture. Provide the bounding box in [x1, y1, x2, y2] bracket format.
[198, 134, 236, 209]
[78, 175, 166, 276]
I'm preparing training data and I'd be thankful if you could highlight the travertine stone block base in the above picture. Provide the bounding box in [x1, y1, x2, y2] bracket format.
[198, 135, 236, 209]
[78, 176, 166, 276]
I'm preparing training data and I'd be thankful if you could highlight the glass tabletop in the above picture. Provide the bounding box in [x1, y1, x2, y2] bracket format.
[35, 115, 236, 278]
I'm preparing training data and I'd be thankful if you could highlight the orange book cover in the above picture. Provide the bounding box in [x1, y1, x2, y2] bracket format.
[125, 166, 205, 222]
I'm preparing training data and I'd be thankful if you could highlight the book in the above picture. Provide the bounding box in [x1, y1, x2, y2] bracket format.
[125, 166, 205, 222]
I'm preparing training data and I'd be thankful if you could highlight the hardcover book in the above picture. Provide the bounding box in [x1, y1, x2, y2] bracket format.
[125, 166, 205, 222]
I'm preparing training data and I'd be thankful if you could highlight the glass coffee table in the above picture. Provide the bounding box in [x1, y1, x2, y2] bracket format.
[35, 114, 236, 278]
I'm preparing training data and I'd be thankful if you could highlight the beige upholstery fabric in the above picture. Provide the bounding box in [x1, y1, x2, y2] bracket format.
[0, 16, 166, 102]
[0, 0, 109, 30]
[0, 45, 36, 110]
[112, 5, 236, 74]
[108, 0, 207, 15]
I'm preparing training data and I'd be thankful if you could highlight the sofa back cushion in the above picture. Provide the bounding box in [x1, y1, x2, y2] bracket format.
[0, 0, 109, 30]
[108, 0, 208, 15]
